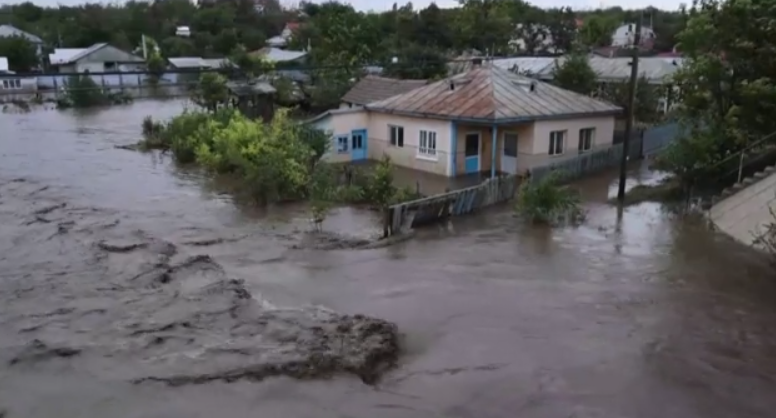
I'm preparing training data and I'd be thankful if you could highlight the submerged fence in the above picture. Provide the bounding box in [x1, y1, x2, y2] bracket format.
[530, 136, 643, 183]
[383, 174, 520, 236]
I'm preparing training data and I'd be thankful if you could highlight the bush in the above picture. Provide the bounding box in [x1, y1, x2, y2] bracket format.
[516, 172, 584, 225]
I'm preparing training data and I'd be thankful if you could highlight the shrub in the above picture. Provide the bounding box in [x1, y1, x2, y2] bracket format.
[516, 172, 584, 225]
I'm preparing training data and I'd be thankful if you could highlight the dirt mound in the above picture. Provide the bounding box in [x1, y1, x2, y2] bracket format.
[0, 177, 401, 386]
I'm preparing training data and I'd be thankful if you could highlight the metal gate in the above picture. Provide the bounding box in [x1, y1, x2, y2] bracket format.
[642, 122, 680, 157]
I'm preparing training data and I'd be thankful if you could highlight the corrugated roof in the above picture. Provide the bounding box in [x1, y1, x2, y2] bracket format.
[168, 57, 206, 68]
[49, 48, 88, 65]
[491, 57, 555, 77]
[366, 65, 621, 122]
[226, 80, 276, 96]
[543, 56, 682, 83]
[0, 57, 8, 72]
[255, 47, 307, 62]
[341, 76, 428, 106]
[0, 24, 42, 44]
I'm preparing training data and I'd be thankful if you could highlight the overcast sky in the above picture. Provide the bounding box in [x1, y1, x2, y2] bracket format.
[1, 0, 685, 12]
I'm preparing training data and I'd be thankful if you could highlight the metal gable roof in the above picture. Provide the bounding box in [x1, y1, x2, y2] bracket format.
[366, 65, 621, 122]
[341, 76, 428, 106]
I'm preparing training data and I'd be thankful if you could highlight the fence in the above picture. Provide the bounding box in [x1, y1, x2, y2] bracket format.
[642, 121, 681, 157]
[530, 136, 642, 183]
[382, 174, 520, 236]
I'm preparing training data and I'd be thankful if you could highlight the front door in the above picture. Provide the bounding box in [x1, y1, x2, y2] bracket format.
[464, 133, 480, 174]
[351, 129, 367, 161]
[502, 132, 518, 174]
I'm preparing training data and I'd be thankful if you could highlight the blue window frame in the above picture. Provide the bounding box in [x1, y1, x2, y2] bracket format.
[337, 135, 349, 153]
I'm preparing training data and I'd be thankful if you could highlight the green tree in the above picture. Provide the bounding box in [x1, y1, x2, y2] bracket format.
[579, 14, 618, 48]
[192, 72, 229, 112]
[552, 53, 596, 95]
[0, 35, 39, 71]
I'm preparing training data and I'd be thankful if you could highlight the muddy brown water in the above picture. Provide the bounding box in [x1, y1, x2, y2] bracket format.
[2, 101, 776, 418]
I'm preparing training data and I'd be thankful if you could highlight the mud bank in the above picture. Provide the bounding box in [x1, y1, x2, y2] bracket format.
[0, 177, 400, 386]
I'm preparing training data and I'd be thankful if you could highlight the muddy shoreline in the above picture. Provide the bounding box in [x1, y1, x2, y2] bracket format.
[0, 176, 401, 389]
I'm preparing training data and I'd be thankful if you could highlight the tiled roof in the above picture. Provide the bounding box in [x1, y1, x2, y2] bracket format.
[366, 65, 621, 122]
[341, 76, 428, 106]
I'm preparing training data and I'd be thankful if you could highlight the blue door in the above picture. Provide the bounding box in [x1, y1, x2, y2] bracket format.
[464, 133, 480, 174]
[351, 129, 367, 161]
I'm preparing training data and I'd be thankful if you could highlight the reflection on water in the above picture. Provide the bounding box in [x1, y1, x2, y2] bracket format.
[1, 101, 776, 418]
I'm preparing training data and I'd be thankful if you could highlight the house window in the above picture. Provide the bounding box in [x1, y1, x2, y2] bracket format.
[389, 125, 404, 147]
[418, 130, 437, 159]
[549, 130, 565, 155]
[336, 135, 349, 153]
[504, 133, 518, 157]
[578, 128, 595, 152]
[1, 79, 21, 90]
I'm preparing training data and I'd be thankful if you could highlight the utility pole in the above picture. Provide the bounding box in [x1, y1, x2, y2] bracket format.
[617, 16, 642, 203]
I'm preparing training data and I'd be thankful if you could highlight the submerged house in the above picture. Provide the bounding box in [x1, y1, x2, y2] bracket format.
[309, 61, 621, 176]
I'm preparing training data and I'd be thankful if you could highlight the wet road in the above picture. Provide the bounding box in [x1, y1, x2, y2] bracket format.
[2, 101, 776, 418]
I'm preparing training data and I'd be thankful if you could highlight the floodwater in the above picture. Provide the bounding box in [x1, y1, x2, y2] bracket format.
[2, 101, 776, 418]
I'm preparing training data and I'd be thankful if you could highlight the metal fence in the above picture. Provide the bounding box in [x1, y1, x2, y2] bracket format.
[642, 121, 681, 157]
[530, 137, 642, 183]
[383, 174, 521, 236]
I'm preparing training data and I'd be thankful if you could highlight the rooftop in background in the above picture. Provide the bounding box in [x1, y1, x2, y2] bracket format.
[226, 79, 276, 96]
[0, 24, 43, 44]
[49, 44, 144, 66]
[342, 76, 428, 106]
[252, 47, 307, 62]
[490, 55, 683, 84]
[168, 57, 232, 69]
[366, 64, 621, 123]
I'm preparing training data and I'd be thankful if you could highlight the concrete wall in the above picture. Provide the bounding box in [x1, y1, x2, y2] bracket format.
[523, 116, 616, 171]
[316, 109, 369, 164]
[710, 171, 776, 248]
[367, 112, 451, 176]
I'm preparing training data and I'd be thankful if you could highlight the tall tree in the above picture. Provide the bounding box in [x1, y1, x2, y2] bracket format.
[0, 36, 39, 71]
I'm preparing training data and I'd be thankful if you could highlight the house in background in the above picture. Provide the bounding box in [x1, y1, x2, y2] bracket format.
[340, 76, 428, 109]
[252, 47, 307, 66]
[610, 23, 656, 49]
[0, 24, 44, 58]
[266, 22, 301, 48]
[48, 43, 145, 73]
[309, 62, 621, 177]
[0, 56, 38, 97]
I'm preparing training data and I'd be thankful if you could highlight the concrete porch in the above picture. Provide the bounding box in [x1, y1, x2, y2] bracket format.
[450, 121, 534, 178]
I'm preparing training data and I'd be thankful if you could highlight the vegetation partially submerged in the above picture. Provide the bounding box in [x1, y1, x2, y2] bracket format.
[515, 172, 584, 225]
[138, 108, 419, 225]
[56, 75, 133, 109]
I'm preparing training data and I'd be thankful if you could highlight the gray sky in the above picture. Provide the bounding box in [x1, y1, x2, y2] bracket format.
[2, 0, 685, 12]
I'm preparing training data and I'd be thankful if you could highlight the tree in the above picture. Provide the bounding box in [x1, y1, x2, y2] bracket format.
[552, 54, 596, 95]
[192, 72, 229, 112]
[674, 0, 776, 146]
[0, 35, 39, 71]
[579, 14, 618, 48]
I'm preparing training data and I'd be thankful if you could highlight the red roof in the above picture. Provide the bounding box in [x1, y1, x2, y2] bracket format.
[575, 18, 584, 29]
[285, 22, 300, 32]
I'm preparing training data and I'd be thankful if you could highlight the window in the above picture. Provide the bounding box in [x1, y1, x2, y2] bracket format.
[418, 130, 437, 159]
[578, 128, 595, 152]
[336, 135, 349, 153]
[504, 133, 518, 157]
[1, 79, 21, 90]
[548, 131, 565, 155]
[389, 125, 404, 147]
